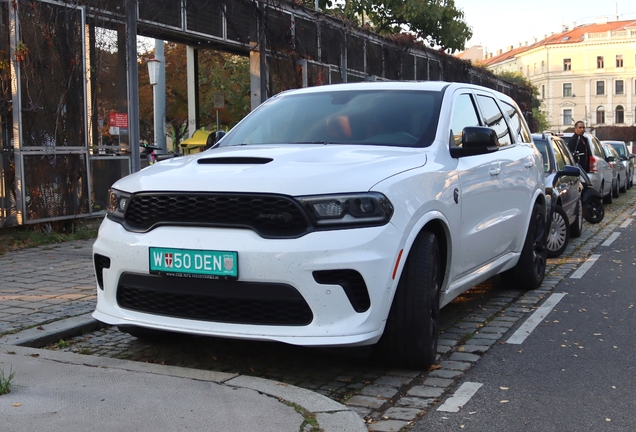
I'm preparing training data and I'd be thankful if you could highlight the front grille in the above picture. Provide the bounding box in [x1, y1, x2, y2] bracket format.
[123, 193, 311, 238]
[116, 273, 313, 326]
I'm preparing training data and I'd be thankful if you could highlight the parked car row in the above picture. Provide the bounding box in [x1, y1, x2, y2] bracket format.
[535, 132, 633, 258]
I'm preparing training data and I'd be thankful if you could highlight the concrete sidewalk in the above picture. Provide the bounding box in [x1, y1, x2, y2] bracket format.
[0, 240, 367, 432]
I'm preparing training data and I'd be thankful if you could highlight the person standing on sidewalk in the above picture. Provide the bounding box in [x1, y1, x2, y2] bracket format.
[568, 120, 591, 172]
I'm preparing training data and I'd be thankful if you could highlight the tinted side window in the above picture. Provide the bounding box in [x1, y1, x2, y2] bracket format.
[502, 101, 531, 143]
[476, 95, 511, 146]
[552, 141, 566, 171]
[555, 140, 575, 166]
[450, 93, 481, 147]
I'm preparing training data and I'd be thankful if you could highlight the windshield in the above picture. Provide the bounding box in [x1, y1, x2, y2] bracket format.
[219, 89, 443, 148]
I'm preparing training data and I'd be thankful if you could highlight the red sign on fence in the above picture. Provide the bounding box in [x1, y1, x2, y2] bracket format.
[109, 112, 128, 128]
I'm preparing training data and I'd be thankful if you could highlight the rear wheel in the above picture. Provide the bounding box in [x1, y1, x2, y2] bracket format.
[501, 202, 546, 289]
[620, 176, 627, 193]
[547, 206, 569, 258]
[376, 231, 441, 369]
[570, 198, 583, 238]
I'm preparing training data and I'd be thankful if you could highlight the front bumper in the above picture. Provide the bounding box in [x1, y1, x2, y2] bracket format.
[92, 217, 403, 346]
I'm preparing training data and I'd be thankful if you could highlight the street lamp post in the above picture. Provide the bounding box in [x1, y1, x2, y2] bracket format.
[146, 49, 166, 154]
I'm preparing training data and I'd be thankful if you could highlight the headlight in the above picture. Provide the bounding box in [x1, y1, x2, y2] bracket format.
[297, 192, 394, 228]
[107, 189, 131, 222]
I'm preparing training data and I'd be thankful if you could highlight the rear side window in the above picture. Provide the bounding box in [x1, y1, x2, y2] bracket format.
[476, 95, 511, 146]
[502, 101, 531, 143]
[589, 137, 604, 157]
[450, 93, 481, 147]
[555, 139, 575, 166]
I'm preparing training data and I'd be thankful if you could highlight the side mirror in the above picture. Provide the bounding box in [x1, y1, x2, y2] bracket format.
[205, 131, 227, 149]
[552, 165, 580, 187]
[450, 126, 499, 158]
[606, 155, 616, 163]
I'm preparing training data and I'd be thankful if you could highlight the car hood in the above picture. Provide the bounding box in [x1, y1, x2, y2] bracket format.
[114, 145, 428, 195]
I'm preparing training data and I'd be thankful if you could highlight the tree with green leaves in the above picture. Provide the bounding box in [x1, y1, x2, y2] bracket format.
[301, 0, 472, 52]
[496, 71, 550, 132]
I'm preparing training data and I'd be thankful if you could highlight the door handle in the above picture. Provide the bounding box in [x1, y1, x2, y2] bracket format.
[489, 167, 501, 176]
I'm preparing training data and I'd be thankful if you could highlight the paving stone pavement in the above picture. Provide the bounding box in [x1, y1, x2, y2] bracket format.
[2, 190, 635, 431]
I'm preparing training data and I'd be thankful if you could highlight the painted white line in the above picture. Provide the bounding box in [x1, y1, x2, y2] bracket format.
[437, 382, 483, 413]
[506, 293, 566, 345]
[601, 232, 620, 247]
[620, 219, 633, 228]
[632, 210, 636, 217]
[570, 254, 600, 279]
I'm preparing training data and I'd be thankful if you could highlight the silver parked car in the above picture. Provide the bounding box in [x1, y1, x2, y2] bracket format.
[602, 140, 633, 190]
[601, 143, 627, 196]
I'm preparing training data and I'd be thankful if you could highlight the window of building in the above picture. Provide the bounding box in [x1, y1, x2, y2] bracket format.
[541, 61, 545, 73]
[541, 85, 545, 99]
[563, 83, 572, 97]
[563, 58, 571, 71]
[597, 56, 604, 68]
[533, 63, 537, 74]
[596, 81, 605, 95]
[563, 109, 573, 125]
[616, 55, 623, 68]
[596, 106, 605, 124]
[616, 80, 624, 95]
[526, 65, 530, 76]
[616, 106, 624, 124]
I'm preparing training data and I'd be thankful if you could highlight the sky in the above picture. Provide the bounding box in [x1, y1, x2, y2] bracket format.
[454, 1, 636, 54]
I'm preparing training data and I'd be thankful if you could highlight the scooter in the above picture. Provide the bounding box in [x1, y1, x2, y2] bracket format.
[577, 164, 604, 224]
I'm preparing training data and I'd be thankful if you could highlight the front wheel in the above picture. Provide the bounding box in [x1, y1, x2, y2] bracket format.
[547, 206, 569, 258]
[613, 179, 620, 198]
[376, 231, 441, 369]
[501, 202, 546, 289]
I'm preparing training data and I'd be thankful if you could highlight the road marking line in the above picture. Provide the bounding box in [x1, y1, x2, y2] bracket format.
[437, 382, 483, 412]
[632, 210, 636, 216]
[570, 254, 600, 279]
[620, 219, 633, 228]
[602, 232, 620, 247]
[506, 293, 566, 345]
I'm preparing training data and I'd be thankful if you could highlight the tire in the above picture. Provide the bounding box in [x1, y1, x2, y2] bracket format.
[546, 206, 569, 258]
[501, 202, 546, 289]
[376, 231, 441, 369]
[613, 179, 620, 197]
[620, 176, 627, 193]
[570, 198, 583, 238]
[582, 196, 605, 224]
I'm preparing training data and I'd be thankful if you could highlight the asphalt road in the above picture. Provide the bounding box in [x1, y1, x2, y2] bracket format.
[412, 208, 636, 431]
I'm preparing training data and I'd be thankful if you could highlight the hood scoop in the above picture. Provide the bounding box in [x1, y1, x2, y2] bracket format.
[198, 157, 273, 165]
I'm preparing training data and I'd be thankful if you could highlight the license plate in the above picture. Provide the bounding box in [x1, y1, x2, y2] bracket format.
[149, 247, 238, 279]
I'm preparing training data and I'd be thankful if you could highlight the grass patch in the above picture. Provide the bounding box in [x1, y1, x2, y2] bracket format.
[0, 218, 100, 257]
[281, 400, 320, 432]
[0, 366, 15, 395]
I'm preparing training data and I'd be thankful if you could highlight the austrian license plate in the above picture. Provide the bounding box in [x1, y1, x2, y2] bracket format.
[149, 247, 238, 279]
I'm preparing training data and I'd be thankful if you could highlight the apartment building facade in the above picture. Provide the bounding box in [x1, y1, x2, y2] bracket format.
[482, 18, 636, 132]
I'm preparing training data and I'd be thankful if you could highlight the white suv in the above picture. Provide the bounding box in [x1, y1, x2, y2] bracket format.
[93, 81, 546, 368]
